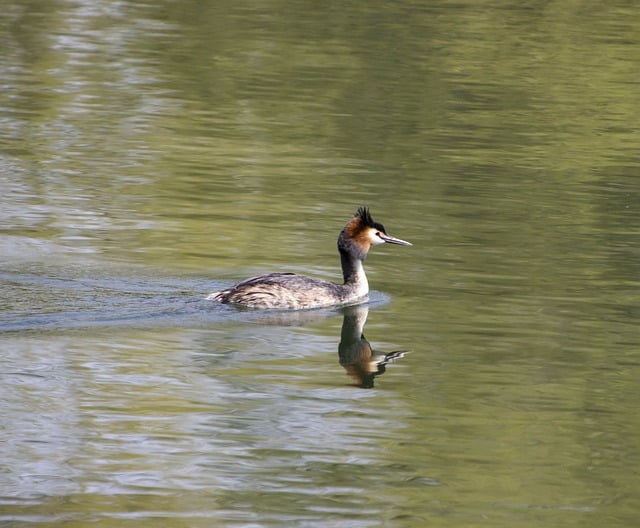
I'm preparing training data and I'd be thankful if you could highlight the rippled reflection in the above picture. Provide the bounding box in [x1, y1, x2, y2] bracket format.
[338, 304, 407, 388]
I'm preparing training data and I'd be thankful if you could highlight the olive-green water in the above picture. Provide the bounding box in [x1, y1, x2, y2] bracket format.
[1, 1, 639, 526]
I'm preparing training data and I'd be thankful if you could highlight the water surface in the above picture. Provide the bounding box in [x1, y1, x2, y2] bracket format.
[1, 1, 639, 526]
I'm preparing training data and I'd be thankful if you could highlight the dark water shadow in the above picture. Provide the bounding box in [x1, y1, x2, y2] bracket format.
[0, 271, 218, 333]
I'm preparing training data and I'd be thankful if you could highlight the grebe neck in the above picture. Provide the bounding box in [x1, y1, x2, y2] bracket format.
[340, 247, 369, 296]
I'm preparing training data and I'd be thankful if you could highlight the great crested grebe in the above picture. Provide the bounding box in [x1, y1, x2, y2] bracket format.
[207, 207, 412, 310]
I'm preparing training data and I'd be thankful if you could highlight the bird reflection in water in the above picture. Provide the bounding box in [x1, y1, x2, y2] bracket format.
[339, 304, 407, 388]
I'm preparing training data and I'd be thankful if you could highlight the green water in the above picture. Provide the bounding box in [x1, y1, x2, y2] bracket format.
[1, 1, 639, 526]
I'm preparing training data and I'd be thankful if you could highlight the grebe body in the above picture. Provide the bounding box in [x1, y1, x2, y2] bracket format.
[208, 207, 411, 310]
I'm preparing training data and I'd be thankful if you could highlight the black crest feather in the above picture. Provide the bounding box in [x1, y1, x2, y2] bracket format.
[355, 207, 386, 233]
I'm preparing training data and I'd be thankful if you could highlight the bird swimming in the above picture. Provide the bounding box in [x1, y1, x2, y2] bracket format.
[207, 207, 412, 310]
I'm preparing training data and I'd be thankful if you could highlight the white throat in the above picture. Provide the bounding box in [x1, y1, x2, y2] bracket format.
[351, 259, 369, 297]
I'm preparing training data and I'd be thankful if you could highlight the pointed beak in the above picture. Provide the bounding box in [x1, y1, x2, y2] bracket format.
[379, 233, 412, 246]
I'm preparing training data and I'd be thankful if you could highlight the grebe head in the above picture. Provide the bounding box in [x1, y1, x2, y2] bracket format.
[339, 207, 412, 260]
